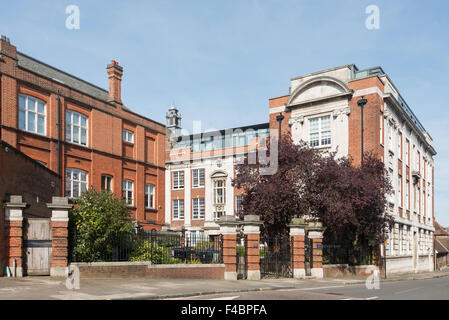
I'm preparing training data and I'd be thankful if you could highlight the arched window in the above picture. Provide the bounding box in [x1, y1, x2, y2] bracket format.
[18, 94, 46, 135]
[66, 110, 88, 146]
[65, 168, 88, 198]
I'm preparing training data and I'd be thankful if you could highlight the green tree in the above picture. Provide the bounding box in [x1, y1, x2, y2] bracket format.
[69, 189, 134, 262]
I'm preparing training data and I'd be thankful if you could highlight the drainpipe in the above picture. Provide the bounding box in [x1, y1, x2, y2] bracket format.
[57, 95, 62, 194]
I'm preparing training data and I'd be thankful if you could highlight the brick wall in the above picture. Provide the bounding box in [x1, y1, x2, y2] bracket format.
[0, 140, 61, 275]
[0, 38, 166, 230]
[73, 262, 225, 279]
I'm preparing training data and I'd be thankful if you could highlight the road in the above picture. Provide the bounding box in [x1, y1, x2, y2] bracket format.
[168, 275, 449, 300]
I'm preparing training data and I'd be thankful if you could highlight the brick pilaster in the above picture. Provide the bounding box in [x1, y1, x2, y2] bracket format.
[47, 197, 72, 277]
[217, 215, 239, 280]
[307, 221, 324, 278]
[289, 218, 306, 279]
[243, 215, 262, 280]
[4, 195, 26, 277]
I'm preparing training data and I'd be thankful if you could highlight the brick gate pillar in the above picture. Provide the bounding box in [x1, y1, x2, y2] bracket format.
[4, 195, 26, 277]
[308, 221, 324, 279]
[217, 215, 239, 280]
[288, 218, 307, 279]
[243, 215, 263, 280]
[47, 197, 72, 277]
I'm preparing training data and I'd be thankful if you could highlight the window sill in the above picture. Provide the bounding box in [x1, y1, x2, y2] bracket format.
[123, 141, 134, 146]
[172, 188, 184, 191]
[126, 205, 136, 209]
[145, 208, 157, 212]
[192, 186, 205, 189]
[18, 128, 47, 138]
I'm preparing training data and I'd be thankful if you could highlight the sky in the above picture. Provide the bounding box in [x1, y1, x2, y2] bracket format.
[1, 0, 448, 225]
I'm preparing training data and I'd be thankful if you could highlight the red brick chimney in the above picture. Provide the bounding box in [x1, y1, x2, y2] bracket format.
[106, 60, 123, 104]
[0, 35, 17, 62]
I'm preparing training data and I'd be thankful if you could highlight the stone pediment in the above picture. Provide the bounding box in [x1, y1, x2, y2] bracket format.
[287, 76, 352, 107]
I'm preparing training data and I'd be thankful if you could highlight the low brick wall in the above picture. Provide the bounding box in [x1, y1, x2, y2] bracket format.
[71, 262, 225, 280]
[323, 264, 377, 278]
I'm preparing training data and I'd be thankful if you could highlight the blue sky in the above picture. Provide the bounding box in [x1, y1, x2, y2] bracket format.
[1, 0, 448, 225]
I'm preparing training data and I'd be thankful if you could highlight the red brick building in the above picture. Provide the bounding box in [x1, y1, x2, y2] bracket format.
[0, 36, 166, 230]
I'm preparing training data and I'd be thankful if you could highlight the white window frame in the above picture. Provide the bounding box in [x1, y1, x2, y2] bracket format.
[66, 110, 88, 146]
[123, 129, 134, 144]
[397, 175, 402, 208]
[122, 179, 134, 206]
[172, 199, 185, 220]
[172, 171, 184, 190]
[101, 174, 113, 193]
[65, 168, 88, 198]
[145, 183, 155, 209]
[398, 131, 402, 160]
[192, 198, 205, 220]
[405, 180, 410, 211]
[192, 168, 205, 188]
[236, 195, 243, 215]
[214, 179, 226, 205]
[405, 139, 410, 166]
[379, 111, 383, 144]
[18, 94, 46, 135]
[309, 115, 331, 148]
[213, 211, 225, 221]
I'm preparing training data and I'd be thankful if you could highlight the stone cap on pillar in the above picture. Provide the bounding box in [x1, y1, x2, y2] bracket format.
[243, 215, 263, 225]
[287, 217, 307, 228]
[306, 221, 324, 232]
[47, 197, 73, 210]
[217, 215, 239, 235]
[288, 218, 307, 236]
[216, 215, 240, 226]
[4, 195, 27, 208]
[242, 215, 262, 234]
[307, 221, 325, 239]
[4, 195, 26, 222]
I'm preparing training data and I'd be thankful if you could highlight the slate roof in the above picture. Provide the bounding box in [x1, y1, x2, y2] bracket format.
[17, 52, 131, 111]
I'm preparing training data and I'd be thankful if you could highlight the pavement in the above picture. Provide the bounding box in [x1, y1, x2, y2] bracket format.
[0, 268, 448, 300]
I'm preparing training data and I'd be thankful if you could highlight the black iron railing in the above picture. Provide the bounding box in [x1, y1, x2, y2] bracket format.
[69, 230, 222, 264]
[322, 244, 374, 265]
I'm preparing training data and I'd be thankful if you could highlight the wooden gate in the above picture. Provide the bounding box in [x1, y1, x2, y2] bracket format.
[23, 219, 52, 276]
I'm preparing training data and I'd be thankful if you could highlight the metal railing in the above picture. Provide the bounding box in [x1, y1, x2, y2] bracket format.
[322, 244, 374, 266]
[69, 230, 223, 264]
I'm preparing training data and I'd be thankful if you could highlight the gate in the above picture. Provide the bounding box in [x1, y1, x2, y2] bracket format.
[236, 232, 247, 280]
[23, 218, 52, 275]
[260, 235, 293, 278]
[305, 237, 313, 276]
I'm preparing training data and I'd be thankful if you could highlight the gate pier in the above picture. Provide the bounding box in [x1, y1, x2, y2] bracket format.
[289, 218, 307, 279]
[243, 215, 262, 280]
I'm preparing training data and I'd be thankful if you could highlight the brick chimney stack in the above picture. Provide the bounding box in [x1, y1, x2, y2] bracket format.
[106, 60, 123, 104]
[0, 35, 17, 62]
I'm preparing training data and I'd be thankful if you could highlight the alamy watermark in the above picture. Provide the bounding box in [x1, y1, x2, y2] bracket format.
[66, 264, 80, 290]
[365, 5, 380, 30]
[365, 266, 380, 290]
[167, 121, 279, 175]
[65, 5, 80, 30]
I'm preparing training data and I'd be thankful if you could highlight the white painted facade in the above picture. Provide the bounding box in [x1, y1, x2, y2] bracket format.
[279, 65, 436, 274]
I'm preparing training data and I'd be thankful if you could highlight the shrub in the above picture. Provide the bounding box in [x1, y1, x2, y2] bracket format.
[69, 189, 134, 262]
[129, 239, 178, 264]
